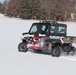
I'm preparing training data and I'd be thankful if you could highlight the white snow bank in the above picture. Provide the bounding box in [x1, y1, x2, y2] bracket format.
[0, 14, 76, 75]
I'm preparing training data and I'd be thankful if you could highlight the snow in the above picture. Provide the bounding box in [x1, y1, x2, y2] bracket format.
[0, 14, 76, 75]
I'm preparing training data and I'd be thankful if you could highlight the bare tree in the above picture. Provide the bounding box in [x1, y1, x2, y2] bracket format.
[0, 2, 2, 13]
[3, 0, 75, 21]
[5, 0, 20, 17]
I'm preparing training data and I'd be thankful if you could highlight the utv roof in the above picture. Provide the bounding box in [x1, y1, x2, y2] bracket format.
[33, 21, 67, 26]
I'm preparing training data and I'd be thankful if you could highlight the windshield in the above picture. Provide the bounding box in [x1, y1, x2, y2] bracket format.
[29, 24, 38, 34]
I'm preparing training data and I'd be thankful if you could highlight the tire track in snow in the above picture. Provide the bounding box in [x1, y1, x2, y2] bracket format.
[60, 56, 76, 62]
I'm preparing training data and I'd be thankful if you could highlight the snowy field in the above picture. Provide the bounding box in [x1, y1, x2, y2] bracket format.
[0, 14, 76, 75]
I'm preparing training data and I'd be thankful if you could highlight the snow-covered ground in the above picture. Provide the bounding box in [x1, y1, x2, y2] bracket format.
[0, 14, 76, 75]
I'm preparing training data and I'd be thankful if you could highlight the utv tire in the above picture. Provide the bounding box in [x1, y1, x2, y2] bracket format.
[69, 46, 76, 56]
[52, 47, 61, 57]
[18, 42, 28, 52]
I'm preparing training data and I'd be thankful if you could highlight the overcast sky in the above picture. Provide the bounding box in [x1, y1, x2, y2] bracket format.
[0, 0, 5, 2]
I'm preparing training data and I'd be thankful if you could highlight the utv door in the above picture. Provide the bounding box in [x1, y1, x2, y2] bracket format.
[29, 24, 39, 36]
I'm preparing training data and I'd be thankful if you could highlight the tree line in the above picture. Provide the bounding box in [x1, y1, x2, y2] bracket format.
[0, 0, 76, 21]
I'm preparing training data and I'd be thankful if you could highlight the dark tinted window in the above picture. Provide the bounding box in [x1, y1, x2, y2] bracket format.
[57, 26, 66, 34]
[50, 26, 56, 34]
[41, 25, 48, 34]
[50, 24, 66, 36]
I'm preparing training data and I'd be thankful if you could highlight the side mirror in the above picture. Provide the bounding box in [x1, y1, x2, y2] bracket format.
[22, 32, 28, 35]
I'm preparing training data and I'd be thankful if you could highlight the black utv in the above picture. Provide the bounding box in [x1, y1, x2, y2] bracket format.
[18, 21, 76, 57]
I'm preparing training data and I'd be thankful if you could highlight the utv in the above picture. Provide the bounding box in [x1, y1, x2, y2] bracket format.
[18, 21, 76, 57]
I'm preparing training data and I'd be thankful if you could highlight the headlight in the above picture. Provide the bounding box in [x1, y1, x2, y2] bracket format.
[21, 37, 26, 40]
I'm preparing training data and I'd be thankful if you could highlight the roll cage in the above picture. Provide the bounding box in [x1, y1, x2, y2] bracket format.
[28, 21, 67, 37]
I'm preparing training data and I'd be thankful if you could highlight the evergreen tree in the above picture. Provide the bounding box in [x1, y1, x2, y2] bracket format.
[18, 0, 41, 19]
[18, 0, 30, 19]
[4, 0, 20, 17]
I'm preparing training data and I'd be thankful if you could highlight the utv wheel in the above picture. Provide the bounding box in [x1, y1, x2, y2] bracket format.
[18, 42, 28, 52]
[69, 46, 76, 55]
[52, 47, 61, 57]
